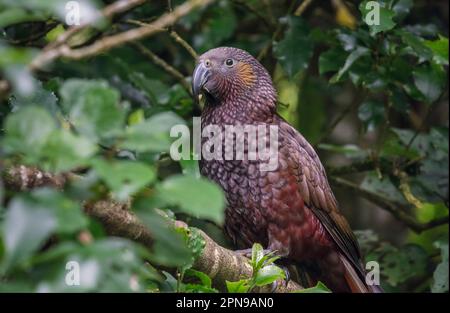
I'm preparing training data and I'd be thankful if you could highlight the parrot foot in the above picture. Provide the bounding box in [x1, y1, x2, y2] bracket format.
[234, 248, 271, 258]
[269, 265, 291, 292]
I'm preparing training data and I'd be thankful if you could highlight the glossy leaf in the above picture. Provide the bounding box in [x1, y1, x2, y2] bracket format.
[273, 16, 313, 77]
[157, 175, 225, 224]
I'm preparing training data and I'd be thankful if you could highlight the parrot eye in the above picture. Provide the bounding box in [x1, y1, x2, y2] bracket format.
[225, 58, 235, 67]
[204, 59, 211, 67]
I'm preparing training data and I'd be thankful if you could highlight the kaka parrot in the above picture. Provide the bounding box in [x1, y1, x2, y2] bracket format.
[192, 47, 380, 293]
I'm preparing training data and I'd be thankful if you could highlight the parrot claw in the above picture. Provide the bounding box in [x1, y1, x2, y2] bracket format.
[234, 248, 271, 258]
[269, 265, 291, 292]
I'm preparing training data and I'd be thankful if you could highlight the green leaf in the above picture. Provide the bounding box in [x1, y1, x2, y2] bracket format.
[157, 175, 225, 224]
[398, 30, 433, 61]
[432, 242, 449, 293]
[251, 243, 265, 269]
[9, 80, 59, 115]
[1, 193, 57, 272]
[194, 1, 237, 51]
[273, 16, 314, 77]
[390, 86, 410, 113]
[0, 45, 35, 67]
[424, 35, 449, 65]
[358, 99, 385, 132]
[330, 47, 369, 83]
[0, 7, 47, 28]
[41, 130, 97, 172]
[120, 112, 185, 153]
[254, 265, 285, 287]
[3, 106, 56, 158]
[30, 188, 88, 234]
[136, 210, 193, 267]
[60, 79, 125, 140]
[92, 159, 156, 200]
[413, 62, 447, 104]
[32, 238, 155, 292]
[381, 244, 428, 286]
[226, 280, 250, 293]
[392, 0, 413, 21]
[128, 73, 170, 105]
[184, 269, 212, 288]
[361, 172, 407, 204]
[179, 158, 201, 178]
[318, 47, 347, 75]
[295, 281, 331, 293]
[360, 0, 396, 36]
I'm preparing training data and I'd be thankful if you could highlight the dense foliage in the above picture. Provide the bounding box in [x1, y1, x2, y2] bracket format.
[0, 0, 448, 292]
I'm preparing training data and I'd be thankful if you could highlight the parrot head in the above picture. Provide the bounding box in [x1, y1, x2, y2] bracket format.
[192, 47, 276, 106]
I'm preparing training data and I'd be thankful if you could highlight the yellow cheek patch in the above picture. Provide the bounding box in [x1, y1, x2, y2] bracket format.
[236, 62, 256, 87]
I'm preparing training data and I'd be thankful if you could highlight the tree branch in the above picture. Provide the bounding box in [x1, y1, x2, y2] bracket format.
[46, 0, 147, 50]
[30, 0, 214, 71]
[131, 42, 192, 94]
[2, 165, 302, 292]
[330, 176, 449, 233]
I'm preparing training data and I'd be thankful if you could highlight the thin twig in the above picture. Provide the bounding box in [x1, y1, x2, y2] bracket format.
[47, 0, 147, 50]
[330, 176, 449, 233]
[131, 42, 192, 94]
[405, 105, 433, 151]
[294, 0, 314, 16]
[126, 19, 198, 60]
[169, 30, 198, 60]
[30, 0, 214, 71]
[315, 88, 366, 146]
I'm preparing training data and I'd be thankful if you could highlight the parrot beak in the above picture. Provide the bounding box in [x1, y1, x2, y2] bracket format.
[192, 62, 211, 103]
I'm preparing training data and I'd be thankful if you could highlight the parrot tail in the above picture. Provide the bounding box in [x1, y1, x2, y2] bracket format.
[339, 253, 383, 293]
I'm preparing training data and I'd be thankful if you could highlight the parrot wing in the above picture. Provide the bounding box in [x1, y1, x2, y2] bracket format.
[278, 116, 366, 281]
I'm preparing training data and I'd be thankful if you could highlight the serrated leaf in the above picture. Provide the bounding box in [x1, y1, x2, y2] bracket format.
[273, 16, 313, 77]
[41, 130, 97, 172]
[330, 47, 369, 83]
[120, 112, 185, 153]
[358, 99, 385, 132]
[91, 159, 156, 200]
[157, 175, 225, 224]
[1, 194, 57, 272]
[360, 0, 396, 36]
[413, 62, 447, 104]
[9, 80, 59, 115]
[136, 210, 192, 267]
[3, 106, 56, 158]
[318, 47, 347, 75]
[60, 79, 125, 141]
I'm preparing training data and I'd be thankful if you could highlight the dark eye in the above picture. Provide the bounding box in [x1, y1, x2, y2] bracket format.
[225, 58, 234, 67]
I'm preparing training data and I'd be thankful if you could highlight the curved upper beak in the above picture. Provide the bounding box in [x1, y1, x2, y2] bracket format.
[192, 62, 211, 102]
